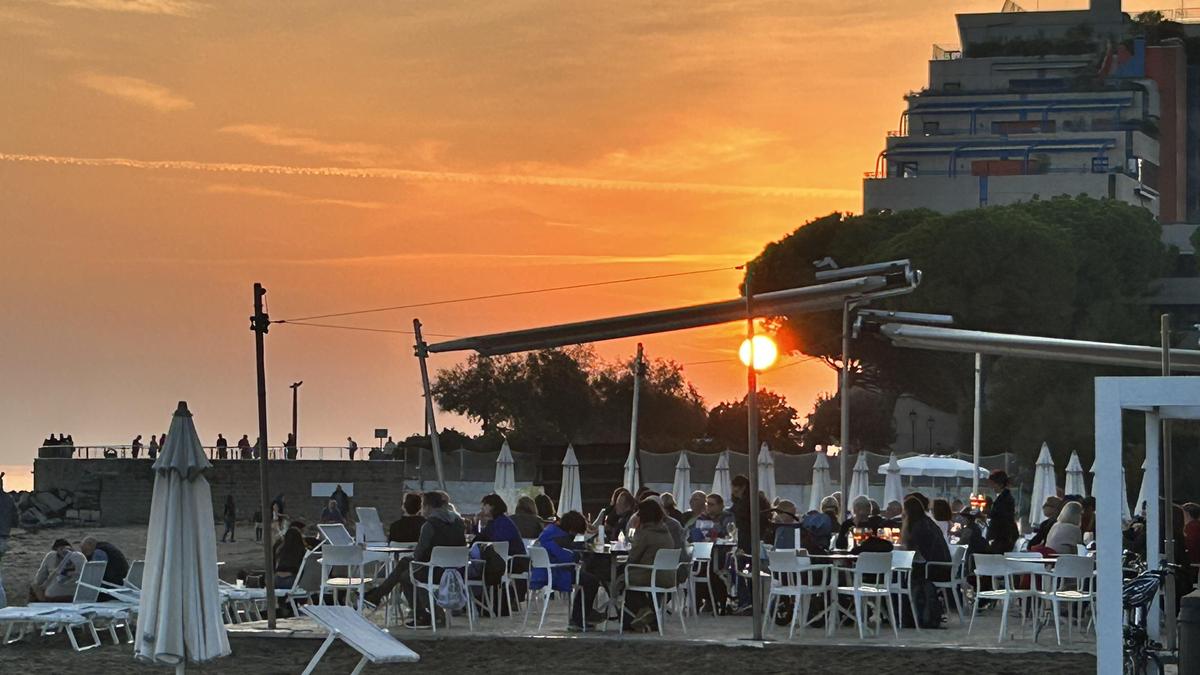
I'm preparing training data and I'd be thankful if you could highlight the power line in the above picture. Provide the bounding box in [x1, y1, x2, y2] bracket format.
[277, 265, 738, 322]
[279, 321, 460, 338]
[681, 355, 820, 369]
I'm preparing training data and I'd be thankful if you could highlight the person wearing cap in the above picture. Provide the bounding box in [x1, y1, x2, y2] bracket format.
[29, 539, 87, 602]
[1029, 495, 1063, 549]
[986, 470, 1019, 553]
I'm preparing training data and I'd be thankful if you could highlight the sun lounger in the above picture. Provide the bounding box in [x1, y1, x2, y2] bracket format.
[301, 604, 419, 675]
[0, 606, 102, 652]
[35, 563, 136, 644]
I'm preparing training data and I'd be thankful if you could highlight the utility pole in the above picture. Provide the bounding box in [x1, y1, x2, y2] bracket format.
[972, 353, 982, 497]
[745, 270, 763, 642]
[839, 299, 853, 512]
[250, 283, 276, 629]
[413, 319, 447, 490]
[290, 381, 302, 457]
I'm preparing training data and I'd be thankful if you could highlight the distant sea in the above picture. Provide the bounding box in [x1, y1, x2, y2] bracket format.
[0, 464, 34, 492]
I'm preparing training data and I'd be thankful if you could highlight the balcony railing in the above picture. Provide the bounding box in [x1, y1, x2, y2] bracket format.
[37, 444, 376, 461]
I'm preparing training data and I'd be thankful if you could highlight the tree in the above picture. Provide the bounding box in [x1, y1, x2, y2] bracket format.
[705, 389, 801, 453]
[803, 390, 896, 452]
[430, 354, 516, 434]
[590, 356, 708, 449]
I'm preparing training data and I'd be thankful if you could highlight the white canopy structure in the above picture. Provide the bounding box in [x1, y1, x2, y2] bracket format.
[137, 402, 229, 670]
[671, 452, 691, 504]
[874, 454, 988, 479]
[558, 444, 582, 514]
[848, 453, 870, 502]
[493, 441, 517, 506]
[808, 451, 831, 513]
[1029, 443, 1059, 528]
[1064, 450, 1087, 498]
[756, 443, 777, 503]
[710, 451, 732, 504]
[882, 453, 903, 507]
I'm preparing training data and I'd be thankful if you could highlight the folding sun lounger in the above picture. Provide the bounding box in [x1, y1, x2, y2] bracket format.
[300, 604, 419, 675]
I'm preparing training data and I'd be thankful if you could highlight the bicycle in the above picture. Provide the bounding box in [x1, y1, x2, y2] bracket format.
[1123, 556, 1180, 675]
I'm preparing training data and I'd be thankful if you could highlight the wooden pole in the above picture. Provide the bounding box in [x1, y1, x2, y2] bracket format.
[745, 271, 763, 641]
[413, 319, 447, 490]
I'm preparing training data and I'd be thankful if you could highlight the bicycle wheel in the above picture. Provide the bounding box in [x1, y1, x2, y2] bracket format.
[1123, 648, 1147, 675]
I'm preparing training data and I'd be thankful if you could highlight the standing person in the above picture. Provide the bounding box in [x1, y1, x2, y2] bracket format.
[0, 473, 16, 607]
[985, 471, 1019, 554]
[131, 434, 142, 459]
[1183, 503, 1200, 566]
[283, 433, 297, 460]
[215, 434, 228, 460]
[331, 484, 350, 518]
[80, 537, 129, 590]
[148, 435, 159, 460]
[221, 495, 237, 543]
[383, 436, 397, 458]
[254, 436, 264, 460]
[29, 539, 87, 602]
[237, 434, 252, 460]
[346, 437, 358, 461]
[159, 433, 166, 450]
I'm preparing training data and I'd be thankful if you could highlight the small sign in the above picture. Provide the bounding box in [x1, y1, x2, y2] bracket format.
[374, 428, 388, 439]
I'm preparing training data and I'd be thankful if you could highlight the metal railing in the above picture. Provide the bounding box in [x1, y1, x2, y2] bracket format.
[37, 444, 374, 461]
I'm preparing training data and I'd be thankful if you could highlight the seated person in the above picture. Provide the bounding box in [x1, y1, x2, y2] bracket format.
[80, 536, 130, 592]
[510, 496, 545, 540]
[364, 491, 465, 626]
[30, 539, 87, 602]
[274, 523, 309, 597]
[319, 500, 345, 527]
[849, 516, 895, 555]
[680, 490, 708, 528]
[387, 492, 426, 543]
[1029, 496, 1062, 549]
[771, 500, 800, 550]
[614, 499, 676, 632]
[1045, 501, 1083, 555]
[529, 511, 603, 632]
[603, 489, 636, 542]
[473, 493, 529, 610]
[835, 496, 872, 550]
[688, 493, 735, 542]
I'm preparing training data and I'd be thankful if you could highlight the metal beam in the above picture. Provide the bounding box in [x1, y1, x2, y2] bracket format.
[426, 275, 897, 356]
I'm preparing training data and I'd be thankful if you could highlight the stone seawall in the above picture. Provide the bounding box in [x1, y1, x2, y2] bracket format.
[34, 458, 522, 526]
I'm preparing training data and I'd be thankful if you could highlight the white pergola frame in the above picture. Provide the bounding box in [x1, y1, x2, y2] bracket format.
[1094, 376, 1200, 675]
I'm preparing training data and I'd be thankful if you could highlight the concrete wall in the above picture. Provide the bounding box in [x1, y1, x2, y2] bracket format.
[33, 458, 532, 526]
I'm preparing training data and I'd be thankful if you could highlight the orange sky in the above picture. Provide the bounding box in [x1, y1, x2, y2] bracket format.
[0, 1, 1165, 489]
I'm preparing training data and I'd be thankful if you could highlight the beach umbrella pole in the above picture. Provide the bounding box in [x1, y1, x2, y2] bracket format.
[972, 352, 982, 497]
[251, 283, 277, 629]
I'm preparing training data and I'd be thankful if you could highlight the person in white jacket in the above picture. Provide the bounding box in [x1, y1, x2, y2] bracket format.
[29, 539, 87, 602]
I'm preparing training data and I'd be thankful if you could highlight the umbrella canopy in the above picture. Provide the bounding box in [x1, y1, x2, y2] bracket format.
[808, 451, 831, 513]
[1029, 442, 1058, 528]
[1064, 450, 1087, 498]
[883, 452, 903, 507]
[558, 444, 583, 514]
[710, 451, 731, 504]
[623, 446, 639, 493]
[671, 452, 691, 504]
[137, 402, 229, 667]
[1090, 457, 1133, 524]
[1134, 456, 1151, 517]
[875, 454, 989, 479]
[756, 443, 777, 503]
[848, 452, 870, 502]
[493, 441, 517, 505]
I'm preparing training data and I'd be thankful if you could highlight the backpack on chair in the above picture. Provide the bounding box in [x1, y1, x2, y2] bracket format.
[436, 568, 468, 611]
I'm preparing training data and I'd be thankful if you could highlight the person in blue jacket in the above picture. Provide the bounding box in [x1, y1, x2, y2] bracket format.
[529, 510, 604, 631]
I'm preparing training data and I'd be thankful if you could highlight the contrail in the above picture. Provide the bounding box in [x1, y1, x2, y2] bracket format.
[0, 152, 858, 199]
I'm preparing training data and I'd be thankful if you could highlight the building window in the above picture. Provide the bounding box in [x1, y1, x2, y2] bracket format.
[943, 81, 961, 91]
[922, 121, 940, 136]
[900, 162, 919, 178]
[1091, 157, 1109, 173]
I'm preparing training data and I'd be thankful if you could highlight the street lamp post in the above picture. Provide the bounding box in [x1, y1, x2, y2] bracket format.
[909, 410, 917, 453]
[289, 381, 303, 454]
[926, 415, 935, 452]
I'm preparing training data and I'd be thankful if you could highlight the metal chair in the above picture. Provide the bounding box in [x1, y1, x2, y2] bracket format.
[762, 550, 833, 639]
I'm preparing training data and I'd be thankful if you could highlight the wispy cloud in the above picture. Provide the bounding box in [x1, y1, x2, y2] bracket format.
[202, 183, 387, 210]
[36, 0, 205, 17]
[0, 152, 858, 199]
[142, 251, 751, 268]
[219, 124, 389, 165]
[75, 72, 193, 112]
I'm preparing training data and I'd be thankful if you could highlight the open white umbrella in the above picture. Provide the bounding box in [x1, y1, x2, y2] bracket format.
[1029, 442, 1058, 528]
[1090, 457, 1132, 524]
[710, 451, 731, 504]
[623, 446, 639, 493]
[848, 452, 870, 502]
[883, 452, 903, 507]
[756, 443, 777, 503]
[671, 452, 691, 504]
[808, 451, 831, 513]
[137, 402, 229, 671]
[1134, 456, 1151, 517]
[558, 444, 582, 515]
[493, 440, 517, 506]
[1064, 450, 1087, 498]
[876, 454, 990, 479]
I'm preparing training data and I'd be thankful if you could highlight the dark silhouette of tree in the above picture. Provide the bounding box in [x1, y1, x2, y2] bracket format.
[705, 389, 801, 453]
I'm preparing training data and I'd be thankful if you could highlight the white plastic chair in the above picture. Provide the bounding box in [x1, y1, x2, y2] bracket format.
[318, 523, 356, 547]
[619, 548, 686, 636]
[928, 545, 968, 624]
[1033, 554, 1095, 644]
[969, 554, 1036, 642]
[409, 546, 474, 634]
[318, 545, 372, 611]
[504, 545, 531, 618]
[355, 507, 387, 544]
[31, 560, 135, 645]
[835, 551, 898, 640]
[888, 549, 921, 632]
[524, 546, 583, 631]
[762, 550, 833, 639]
[467, 541, 508, 618]
[688, 542, 719, 617]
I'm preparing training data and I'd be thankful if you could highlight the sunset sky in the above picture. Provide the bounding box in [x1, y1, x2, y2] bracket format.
[0, 1, 1164, 489]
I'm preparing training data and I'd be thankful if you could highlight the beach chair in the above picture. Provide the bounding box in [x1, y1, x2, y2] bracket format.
[300, 605, 419, 675]
[319, 523, 356, 547]
[0, 606, 101, 652]
[31, 560, 136, 645]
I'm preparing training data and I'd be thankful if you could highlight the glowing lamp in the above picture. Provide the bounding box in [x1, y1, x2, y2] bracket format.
[738, 335, 778, 371]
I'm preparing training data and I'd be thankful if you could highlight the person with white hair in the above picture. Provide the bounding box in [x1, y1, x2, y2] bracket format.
[835, 496, 873, 549]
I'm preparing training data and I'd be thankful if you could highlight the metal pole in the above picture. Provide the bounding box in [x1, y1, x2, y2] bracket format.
[972, 352, 982, 497]
[839, 300, 851, 513]
[627, 343, 644, 492]
[289, 381, 301, 456]
[250, 283, 276, 629]
[745, 273, 763, 641]
[413, 319, 448, 490]
[1162, 313, 1178, 650]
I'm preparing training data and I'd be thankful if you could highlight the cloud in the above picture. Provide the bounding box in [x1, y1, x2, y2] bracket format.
[218, 124, 390, 165]
[0, 152, 858, 199]
[35, 0, 205, 17]
[75, 72, 193, 112]
[202, 183, 387, 210]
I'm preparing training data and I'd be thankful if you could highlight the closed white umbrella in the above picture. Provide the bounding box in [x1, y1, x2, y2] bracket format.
[494, 440, 517, 506]
[756, 443, 777, 503]
[137, 402, 229, 671]
[1134, 456, 1151, 518]
[1064, 450, 1087, 498]
[883, 452, 903, 507]
[623, 446, 639, 493]
[849, 452, 870, 502]
[808, 451, 831, 513]
[558, 444, 582, 515]
[1090, 457, 1132, 524]
[1029, 442, 1058, 528]
[710, 451, 731, 504]
[671, 452, 691, 505]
